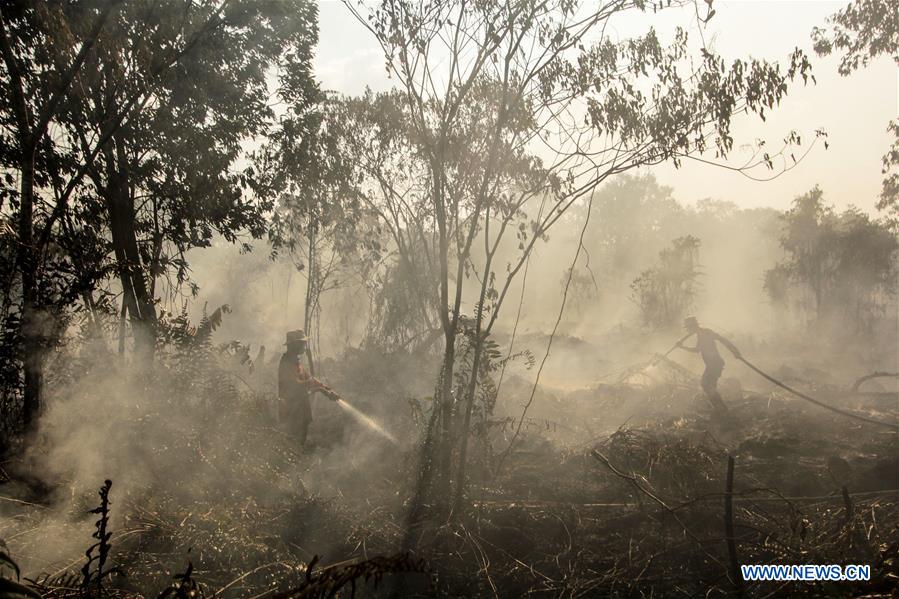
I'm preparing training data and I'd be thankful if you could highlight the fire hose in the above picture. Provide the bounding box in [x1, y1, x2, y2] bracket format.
[660, 333, 898, 430]
[734, 355, 899, 431]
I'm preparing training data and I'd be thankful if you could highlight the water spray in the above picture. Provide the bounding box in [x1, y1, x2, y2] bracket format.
[333, 398, 398, 445]
[317, 382, 398, 444]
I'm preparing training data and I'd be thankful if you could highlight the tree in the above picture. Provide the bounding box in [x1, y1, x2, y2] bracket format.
[812, 0, 899, 217]
[1, 0, 123, 432]
[772, 186, 838, 320]
[631, 235, 702, 329]
[0, 0, 320, 431]
[765, 186, 898, 330]
[267, 96, 383, 370]
[344, 0, 818, 523]
[57, 0, 320, 360]
[559, 263, 598, 316]
[830, 206, 898, 331]
[579, 173, 683, 286]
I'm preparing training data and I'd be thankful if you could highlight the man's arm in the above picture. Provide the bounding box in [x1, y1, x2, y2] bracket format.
[714, 332, 742, 358]
[302, 375, 340, 400]
[676, 333, 700, 352]
[304, 377, 325, 392]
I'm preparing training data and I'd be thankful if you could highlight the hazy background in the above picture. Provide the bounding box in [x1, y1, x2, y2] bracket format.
[186, 1, 896, 367]
[4, 2, 896, 589]
[317, 0, 897, 213]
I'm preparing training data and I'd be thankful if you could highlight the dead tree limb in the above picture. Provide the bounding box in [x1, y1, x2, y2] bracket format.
[591, 450, 729, 573]
[850, 371, 899, 392]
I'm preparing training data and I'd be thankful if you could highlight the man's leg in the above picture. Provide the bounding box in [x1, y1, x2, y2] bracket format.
[297, 416, 310, 447]
[701, 364, 728, 411]
[296, 398, 312, 448]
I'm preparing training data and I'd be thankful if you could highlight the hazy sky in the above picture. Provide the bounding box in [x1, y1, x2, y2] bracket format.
[315, 1, 896, 215]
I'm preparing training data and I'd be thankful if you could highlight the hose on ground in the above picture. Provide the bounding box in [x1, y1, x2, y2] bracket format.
[736, 356, 899, 432]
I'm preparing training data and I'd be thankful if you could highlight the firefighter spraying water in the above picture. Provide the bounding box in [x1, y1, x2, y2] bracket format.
[278, 329, 398, 447]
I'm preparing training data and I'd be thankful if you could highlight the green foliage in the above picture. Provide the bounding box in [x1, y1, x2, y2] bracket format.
[568, 173, 686, 298]
[56, 0, 321, 306]
[812, 0, 898, 75]
[559, 265, 598, 316]
[880, 120, 899, 217]
[451, 315, 533, 458]
[630, 236, 702, 329]
[366, 246, 441, 351]
[345, 0, 819, 517]
[0, 310, 22, 441]
[266, 95, 385, 348]
[0, 0, 323, 428]
[763, 263, 791, 306]
[812, 0, 899, 214]
[765, 186, 898, 331]
[156, 304, 241, 406]
[452, 318, 500, 426]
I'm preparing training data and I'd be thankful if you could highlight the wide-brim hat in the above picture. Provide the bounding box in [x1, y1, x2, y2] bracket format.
[284, 330, 308, 345]
[683, 316, 698, 327]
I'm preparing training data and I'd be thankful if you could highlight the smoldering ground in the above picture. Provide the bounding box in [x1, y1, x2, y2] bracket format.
[1, 343, 422, 592]
[3, 170, 897, 596]
[3, 0, 898, 595]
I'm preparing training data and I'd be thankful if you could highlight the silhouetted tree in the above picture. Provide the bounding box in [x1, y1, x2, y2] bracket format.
[266, 96, 383, 369]
[631, 236, 702, 329]
[1, 0, 122, 431]
[765, 186, 897, 331]
[0, 0, 320, 432]
[813, 0, 899, 217]
[59, 0, 319, 361]
[343, 0, 818, 521]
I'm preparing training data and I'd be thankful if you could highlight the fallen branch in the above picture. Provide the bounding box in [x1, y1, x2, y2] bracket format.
[272, 553, 430, 599]
[591, 450, 730, 572]
[850, 372, 899, 392]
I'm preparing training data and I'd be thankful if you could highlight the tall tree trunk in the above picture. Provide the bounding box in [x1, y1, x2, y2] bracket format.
[19, 147, 43, 431]
[434, 164, 457, 512]
[304, 231, 316, 376]
[2, 13, 43, 432]
[106, 140, 157, 362]
[404, 158, 455, 533]
[1, 1, 119, 432]
[451, 240, 495, 516]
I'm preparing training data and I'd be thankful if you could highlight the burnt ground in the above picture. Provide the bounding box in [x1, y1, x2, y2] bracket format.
[0, 355, 897, 598]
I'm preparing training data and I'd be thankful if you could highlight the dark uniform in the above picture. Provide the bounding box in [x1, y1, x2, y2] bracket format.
[678, 318, 741, 411]
[278, 351, 314, 445]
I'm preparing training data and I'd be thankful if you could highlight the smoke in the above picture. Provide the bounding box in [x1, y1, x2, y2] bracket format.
[3, 327, 419, 584]
[4, 172, 895, 587]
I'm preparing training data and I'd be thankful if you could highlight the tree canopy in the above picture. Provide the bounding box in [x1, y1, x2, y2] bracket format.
[813, 0, 899, 216]
[1, 0, 320, 427]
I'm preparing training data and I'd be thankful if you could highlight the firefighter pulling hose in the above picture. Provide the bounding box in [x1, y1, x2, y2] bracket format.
[670, 317, 899, 431]
[673, 316, 741, 413]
